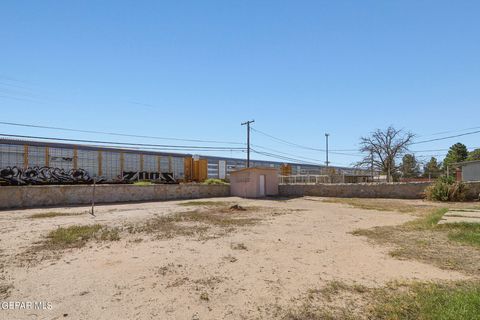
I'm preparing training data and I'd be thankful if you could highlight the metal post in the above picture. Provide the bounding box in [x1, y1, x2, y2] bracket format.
[90, 178, 96, 216]
[241, 120, 255, 168]
[325, 133, 330, 167]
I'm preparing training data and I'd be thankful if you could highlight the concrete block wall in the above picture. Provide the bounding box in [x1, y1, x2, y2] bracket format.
[466, 181, 480, 200]
[279, 181, 480, 200]
[279, 182, 432, 199]
[0, 184, 230, 209]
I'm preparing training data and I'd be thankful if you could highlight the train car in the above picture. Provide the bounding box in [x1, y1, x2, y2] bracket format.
[0, 138, 359, 185]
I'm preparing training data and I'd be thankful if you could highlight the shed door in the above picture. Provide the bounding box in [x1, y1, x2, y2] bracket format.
[259, 175, 266, 197]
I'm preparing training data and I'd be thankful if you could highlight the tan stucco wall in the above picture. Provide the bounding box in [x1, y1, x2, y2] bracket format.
[230, 169, 278, 198]
[0, 184, 230, 209]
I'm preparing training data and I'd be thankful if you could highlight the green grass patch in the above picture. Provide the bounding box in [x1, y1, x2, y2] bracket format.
[351, 207, 480, 274]
[448, 230, 480, 247]
[439, 222, 480, 247]
[404, 208, 448, 230]
[369, 207, 480, 247]
[203, 178, 228, 185]
[133, 180, 154, 186]
[42, 224, 119, 250]
[29, 212, 84, 219]
[371, 281, 480, 320]
[281, 281, 480, 320]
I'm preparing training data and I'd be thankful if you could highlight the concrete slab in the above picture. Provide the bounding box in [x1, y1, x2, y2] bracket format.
[444, 212, 480, 219]
[439, 209, 480, 224]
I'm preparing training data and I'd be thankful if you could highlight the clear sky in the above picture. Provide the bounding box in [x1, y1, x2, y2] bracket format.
[1, 1, 479, 167]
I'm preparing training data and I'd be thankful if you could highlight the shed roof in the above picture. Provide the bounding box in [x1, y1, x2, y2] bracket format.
[453, 160, 480, 167]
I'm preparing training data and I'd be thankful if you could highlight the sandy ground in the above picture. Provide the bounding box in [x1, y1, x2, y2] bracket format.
[0, 197, 467, 320]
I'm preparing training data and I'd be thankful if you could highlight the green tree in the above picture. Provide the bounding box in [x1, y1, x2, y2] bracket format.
[423, 157, 442, 179]
[467, 148, 480, 161]
[443, 143, 468, 176]
[399, 154, 421, 178]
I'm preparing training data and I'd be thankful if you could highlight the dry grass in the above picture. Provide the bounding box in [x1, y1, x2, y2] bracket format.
[29, 211, 85, 219]
[325, 198, 480, 274]
[321, 198, 435, 214]
[177, 201, 229, 207]
[0, 283, 13, 299]
[33, 224, 120, 251]
[19, 205, 263, 266]
[231, 242, 248, 250]
[193, 276, 224, 289]
[352, 208, 480, 275]
[128, 209, 260, 240]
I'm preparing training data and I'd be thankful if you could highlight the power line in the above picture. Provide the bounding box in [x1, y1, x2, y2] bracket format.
[251, 149, 322, 166]
[89, 144, 246, 153]
[0, 133, 246, 151]
[418, 126, 480, 138]
[0, 121, 245, 145]
[251, 127, 362, 156]
[251, 127, 325, 151]
[412, 129, 480, 145]
[252, 144, 324, 162]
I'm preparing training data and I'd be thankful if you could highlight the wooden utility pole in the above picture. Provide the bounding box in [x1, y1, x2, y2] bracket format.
[241, 120, 255, 168]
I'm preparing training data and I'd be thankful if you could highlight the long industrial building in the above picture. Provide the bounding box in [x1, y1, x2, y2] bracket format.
[0, 138, 363, 185]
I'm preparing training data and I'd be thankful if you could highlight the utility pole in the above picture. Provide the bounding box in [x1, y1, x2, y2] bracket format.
[241, 120, 255, 168]
[325, 133, 330, 167]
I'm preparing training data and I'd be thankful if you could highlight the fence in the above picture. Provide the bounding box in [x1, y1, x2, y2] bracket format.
[279, 174, 377, 184]
[279, 175, 331, 184]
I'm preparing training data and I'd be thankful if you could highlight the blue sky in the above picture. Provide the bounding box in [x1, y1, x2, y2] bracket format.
[1, 1, 479, 167]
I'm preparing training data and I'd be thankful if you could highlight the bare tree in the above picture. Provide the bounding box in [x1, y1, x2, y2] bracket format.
[357, 126, 415, 182]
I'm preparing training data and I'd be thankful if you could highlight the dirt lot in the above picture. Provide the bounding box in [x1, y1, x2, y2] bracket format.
[0, 197, 477, 319]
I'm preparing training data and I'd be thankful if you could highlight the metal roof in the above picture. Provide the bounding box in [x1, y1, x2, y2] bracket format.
[453, 159, 480, 167]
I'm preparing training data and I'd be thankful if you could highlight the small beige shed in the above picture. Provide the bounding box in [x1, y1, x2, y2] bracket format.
[229, 167, 279, 198]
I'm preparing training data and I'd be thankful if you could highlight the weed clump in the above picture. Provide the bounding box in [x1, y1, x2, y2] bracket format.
[425, 176, 468, 201]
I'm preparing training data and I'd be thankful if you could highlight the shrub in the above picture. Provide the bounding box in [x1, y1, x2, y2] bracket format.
[425, 176, 468, 201]
[133, 180, 154, 186]
[203, 178, 228, 185]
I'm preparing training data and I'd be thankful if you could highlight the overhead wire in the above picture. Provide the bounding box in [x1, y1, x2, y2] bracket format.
[412, 129, 480, 145]
[250, 128, 363, 156]
[0, 121, 245, 145]
[0, 133, 246, 151]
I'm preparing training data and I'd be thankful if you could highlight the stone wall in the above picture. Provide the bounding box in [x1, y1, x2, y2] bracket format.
[466, 181, 480, 200]
[279, 181, 480, 200]
[0, 184, 230, 209]
[279, 182, 432, 199]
